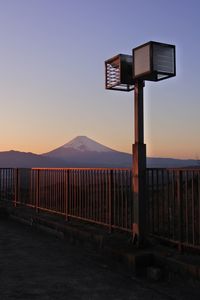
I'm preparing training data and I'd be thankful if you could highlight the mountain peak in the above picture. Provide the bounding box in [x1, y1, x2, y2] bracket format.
[62, 136, 113, 152]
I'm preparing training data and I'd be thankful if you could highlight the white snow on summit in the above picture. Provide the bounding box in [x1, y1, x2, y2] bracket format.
[62, 136, 113, 152]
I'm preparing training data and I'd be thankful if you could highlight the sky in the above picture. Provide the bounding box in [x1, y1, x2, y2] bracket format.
[0, 0, 200, 159]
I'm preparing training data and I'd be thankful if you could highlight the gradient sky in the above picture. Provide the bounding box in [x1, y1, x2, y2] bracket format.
[0, 0, 200, 159]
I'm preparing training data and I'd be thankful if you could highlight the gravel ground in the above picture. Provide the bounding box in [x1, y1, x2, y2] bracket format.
[0, 218, 200, 300]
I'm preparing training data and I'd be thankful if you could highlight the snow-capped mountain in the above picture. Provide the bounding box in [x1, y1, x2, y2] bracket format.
[0, 136, 198, 168]
[42, 136, 199, 168]
[43, 136, 130, 167]
[62, 136, 113, 153]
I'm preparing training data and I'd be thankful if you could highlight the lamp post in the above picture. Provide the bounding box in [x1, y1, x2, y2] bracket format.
[105, 41, 176, 246]
[132, 79, 146, 245]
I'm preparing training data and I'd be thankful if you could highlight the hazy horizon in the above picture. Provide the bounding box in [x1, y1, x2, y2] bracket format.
[0, 134, 199, 161]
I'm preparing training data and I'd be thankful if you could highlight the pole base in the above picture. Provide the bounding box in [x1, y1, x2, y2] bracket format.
[132, 143, 147, 247]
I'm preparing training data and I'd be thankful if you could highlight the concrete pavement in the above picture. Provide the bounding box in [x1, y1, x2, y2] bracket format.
[0, 218, 200, 299]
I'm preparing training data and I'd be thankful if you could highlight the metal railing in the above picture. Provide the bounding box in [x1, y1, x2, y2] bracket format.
[147, 168, 200, 251]
[0, 168, 15, 204]
[1, 168, 133, 233]
[1, 167, 200, 251]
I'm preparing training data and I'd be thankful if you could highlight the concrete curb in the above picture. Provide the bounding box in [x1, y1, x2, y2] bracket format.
[154, 254, 200, 281]
[9, 211, 154, 276]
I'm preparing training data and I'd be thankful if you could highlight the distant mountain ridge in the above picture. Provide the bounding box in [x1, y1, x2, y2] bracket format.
[43, 136, 198, 168]
[0, 150, 66, 168]
[0, 136, 199, 168]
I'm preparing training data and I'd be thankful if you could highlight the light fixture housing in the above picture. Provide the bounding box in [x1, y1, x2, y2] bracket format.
[105, 54, 135, 91]
[132, 41, 176, 81]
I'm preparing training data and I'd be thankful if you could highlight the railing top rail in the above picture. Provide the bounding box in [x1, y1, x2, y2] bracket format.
[31, 167, 132, 171]
[147, 167, 200, 171]
[1, 167, 200, 171]
[147, 168, 168, 171]
[0, 168, 16, 170]
[1, 167, 200, 172]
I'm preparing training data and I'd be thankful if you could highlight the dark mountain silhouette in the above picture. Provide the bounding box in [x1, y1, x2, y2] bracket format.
[147, 157, 198, 168]
[0, 136, 198, 168]
[0, 150, 65, 168]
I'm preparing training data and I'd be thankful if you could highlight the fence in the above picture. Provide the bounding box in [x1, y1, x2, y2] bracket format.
[0, 168, 133, 233]
[147, 168, 200, 251]
[0, 168, 15, 204]
[1, 167, 200, 251]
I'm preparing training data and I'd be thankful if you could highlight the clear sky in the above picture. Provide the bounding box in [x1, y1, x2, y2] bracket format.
[0, 0, 200, 159]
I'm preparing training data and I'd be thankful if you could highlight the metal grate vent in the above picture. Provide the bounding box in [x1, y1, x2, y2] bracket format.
[106, 57, 120, 89]
[105, 54, 134, 92]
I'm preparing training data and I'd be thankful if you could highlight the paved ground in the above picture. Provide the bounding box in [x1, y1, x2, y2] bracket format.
[0, 219, 200, 300]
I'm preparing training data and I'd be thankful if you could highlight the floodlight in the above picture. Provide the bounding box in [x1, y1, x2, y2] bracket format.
[132, 41, 176, 81]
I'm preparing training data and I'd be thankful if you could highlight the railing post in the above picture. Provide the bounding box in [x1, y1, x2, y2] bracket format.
[36, 169, 40, 213]
[177, 170, 183, 252]
[14, 168, 19, 208]
[65, 169, 69, 221]
[0, 169, 1, 202]
[146, 169, 149, 232]
[109, 170, 113, 233]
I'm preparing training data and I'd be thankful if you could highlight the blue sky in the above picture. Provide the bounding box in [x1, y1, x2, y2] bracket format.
[0, 0, 200, 158]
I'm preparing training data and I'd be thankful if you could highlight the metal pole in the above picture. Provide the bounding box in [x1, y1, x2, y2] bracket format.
[132, 80, 147, 246]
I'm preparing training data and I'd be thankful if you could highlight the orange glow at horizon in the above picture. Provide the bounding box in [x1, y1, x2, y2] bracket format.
[0, 134, 199, 161]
